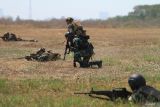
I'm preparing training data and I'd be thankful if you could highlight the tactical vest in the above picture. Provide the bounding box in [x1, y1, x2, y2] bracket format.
[68, 22, 84, 36]
[131, 86, 160, 103]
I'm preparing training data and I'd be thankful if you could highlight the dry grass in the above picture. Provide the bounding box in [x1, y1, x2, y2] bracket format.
[0, 25, 160, 106]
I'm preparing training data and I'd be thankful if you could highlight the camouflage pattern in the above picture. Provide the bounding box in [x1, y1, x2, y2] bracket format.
[25, 48, 61, 62]
[64, 18, 87, 58]
[65, 17, 102, 68]
[129, 86, 160, 103]
[72, 35, 102, 68]
[1, 32, 18, 41]
[66, 17, 86, 37]
[128, 74, 160, 103]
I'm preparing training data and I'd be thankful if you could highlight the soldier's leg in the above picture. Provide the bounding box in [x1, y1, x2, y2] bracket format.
[89, 60, 102, 68]
[81, 56, 90, 68]
[74, 52, 82, 67]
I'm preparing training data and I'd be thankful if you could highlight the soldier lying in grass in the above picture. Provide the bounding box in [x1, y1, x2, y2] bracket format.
[24, 48, 61, 61]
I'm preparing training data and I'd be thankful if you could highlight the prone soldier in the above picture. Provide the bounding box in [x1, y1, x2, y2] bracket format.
[25, 48, 61, 61]
[75, 74, 160, 104]
[0, 32, 38, 42]
[128, 74, 160, 103]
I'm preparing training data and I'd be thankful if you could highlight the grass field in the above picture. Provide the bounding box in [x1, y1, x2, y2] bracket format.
[0, 25, 160, 106]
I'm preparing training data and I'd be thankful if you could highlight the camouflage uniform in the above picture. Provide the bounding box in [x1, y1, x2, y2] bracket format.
[37, 51, 61, 62]
[65, 17, 86, 50]
[128, 74, 160, 103]
[25, 48, 61, 62]
[2, 32, 17, 41]
[1, 32, 37, 42]
[73, 35, 102, 68]
[130, 86, 160, 103]
[65, 17, 102, 68]
[73, 35, 94, 67]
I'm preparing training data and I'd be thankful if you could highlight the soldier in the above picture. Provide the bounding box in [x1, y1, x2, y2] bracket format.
[37, 50, 61, 62]
[73, 34, 102, 68]
[65, 17, 84, 36]
[25, 48, 46, 61]
[128, 74, 160, 103]
[74, 74, 160, 104]
[25, 48, 61, 62]
[64, 17, 102, 68]
[64, 17, 76, 50]
[1, 32, 17, 41]
[64, 17, 86, 52]
[0, 32, 38, 42]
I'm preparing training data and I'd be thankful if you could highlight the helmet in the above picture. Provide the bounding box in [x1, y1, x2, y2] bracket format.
[39, 48, 45, 52]
[66, 17, 74, 23]
[128, 74, 146, 91]
[36, 48, 45, 54]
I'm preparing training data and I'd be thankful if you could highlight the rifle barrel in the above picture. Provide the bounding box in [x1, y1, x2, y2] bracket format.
[74, 92, 91, 94]
[14, 57, 26, 59]
[21, 39, 38, 42]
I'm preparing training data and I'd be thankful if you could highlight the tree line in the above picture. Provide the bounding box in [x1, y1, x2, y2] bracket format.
[0, 4, 160, 28]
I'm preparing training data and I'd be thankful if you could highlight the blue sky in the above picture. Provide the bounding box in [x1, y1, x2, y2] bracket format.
[0, 0, 160, 20]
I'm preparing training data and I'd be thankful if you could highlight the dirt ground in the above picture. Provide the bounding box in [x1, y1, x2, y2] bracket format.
[1, 25, 160, 106]
[0, 25, 160, 83]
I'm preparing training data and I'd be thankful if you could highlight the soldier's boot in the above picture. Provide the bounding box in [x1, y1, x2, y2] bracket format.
[97, 60, 102, 68]
[79, 61, 90, 68]
[79, 63, 88, 68]
[89, 60, 102, 68]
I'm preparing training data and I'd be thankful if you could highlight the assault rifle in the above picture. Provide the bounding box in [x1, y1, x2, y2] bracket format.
[74, 88, 132, 101]
[63, 36, 70, 60]
[16, 38, 38, 42]
[13, 56, 31, 61]
[14, 56, 26, 59]
[18, 39, 38, 42]
[0, 36, 38, 42]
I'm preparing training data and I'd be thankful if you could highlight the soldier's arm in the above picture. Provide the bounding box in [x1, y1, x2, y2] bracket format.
[68, 24, 75, 35]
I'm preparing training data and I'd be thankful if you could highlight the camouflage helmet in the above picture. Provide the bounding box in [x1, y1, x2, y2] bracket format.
[38, 48, 45, 52]
[66, 17, 74, 23]
[128, 74, 146, 91]
[36, 48, 46, 54]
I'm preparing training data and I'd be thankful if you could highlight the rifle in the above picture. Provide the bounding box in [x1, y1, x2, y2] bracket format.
[74, 88, 132, 101]
[11, 56, 26, 60]
[0, 36, 38, 42]
[63, 37, 70, 60]
[17, 38, 38, 42]
[63, 38, 77, 67]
